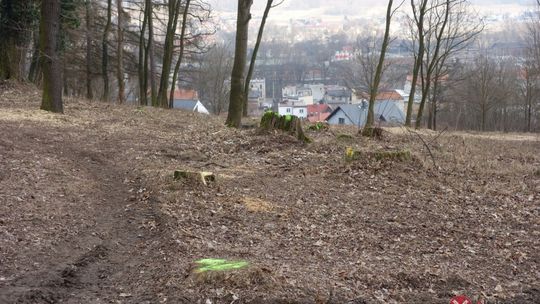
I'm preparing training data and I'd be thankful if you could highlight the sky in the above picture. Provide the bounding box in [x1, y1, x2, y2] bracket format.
[204, 0, 536, 30]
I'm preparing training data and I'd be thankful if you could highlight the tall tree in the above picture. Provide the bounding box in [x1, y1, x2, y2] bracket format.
[362, 0, 403, 135]
[85, 0, 93, 99]
[146, 0, 157, 106]
[0, 0, 37, 80]
[169, 0, 192, 108]
[426, 0, 483, 130]
[116, 0, 125, 104]
[102, 0, 112, 101]
[138, 0, 148, 105]
[405, 0, 429, 127]
[40, 0, 63, 113]
[226, 0, 253, 127]
[157, 0, 183, 108]
[415, 0, 452, 129]
[242, 0, 281, 117]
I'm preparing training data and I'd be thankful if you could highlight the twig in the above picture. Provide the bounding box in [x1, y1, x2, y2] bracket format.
[406, 128, 437, 167]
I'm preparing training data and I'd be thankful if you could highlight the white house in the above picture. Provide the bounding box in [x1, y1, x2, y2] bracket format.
[278, 100, 308, 118]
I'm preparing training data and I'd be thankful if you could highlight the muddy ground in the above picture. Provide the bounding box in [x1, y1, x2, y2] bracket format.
[0, 82, 539, 303]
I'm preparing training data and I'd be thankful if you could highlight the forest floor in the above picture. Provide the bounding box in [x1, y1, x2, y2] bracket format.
[0, 82, 539, 304]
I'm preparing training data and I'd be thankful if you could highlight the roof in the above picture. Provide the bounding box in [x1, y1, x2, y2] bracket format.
[307, 104, 332, 114]
[173, 89, 198, 101]
[357, 90, 404, 101]
[375, 91, 403, 101]
[327, 104, 363, 125]
[172, 100, 197, 111]
[307, 112, 331, 123]
[326, 89, 351, 98]
[327, 101, 405, 126]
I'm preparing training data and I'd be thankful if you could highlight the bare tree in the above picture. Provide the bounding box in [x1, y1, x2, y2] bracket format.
[242, 0, 283, 117]
[196, 43, 233, 115]
[40, 0, 63, 113]
[226, 0, 253, 128]
[417, 0, 483, 129]
[362, 0, 403, 135]
[117, 0, 125, 104]
[102, 0, 112, 102]
[405, 0, 429, 126]
[169, 0, 192, 108]
[85, 0, 94, 99]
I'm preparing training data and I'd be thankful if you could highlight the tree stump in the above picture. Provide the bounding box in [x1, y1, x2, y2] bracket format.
[174, 170, 215, 186]
[260, 111, 311, 143]
[361, 127, 384, 139]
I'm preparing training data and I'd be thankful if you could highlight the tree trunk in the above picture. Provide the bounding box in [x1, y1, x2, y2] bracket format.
[85, 0, 93, 100]
[0, 0, 29, 81]
[116, 0, 125, 104]
[363, 0, 395, 136]
[416, 0, 451, 129]
[243, 0, 273, 117]
[146, 0, 157, 106]
[157, 0, 182, 108]
[102, 0, 112, 102]
[405, 0, 428, 127]
[138, 0, 148, 106]
[40, 0, 63, 113]
[28, 29, 42, 84]
[169, 0, 192, 108]
[226, 0, 253, 128]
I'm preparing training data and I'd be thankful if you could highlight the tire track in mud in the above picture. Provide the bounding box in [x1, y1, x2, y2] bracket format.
[0, 124, 165, 304]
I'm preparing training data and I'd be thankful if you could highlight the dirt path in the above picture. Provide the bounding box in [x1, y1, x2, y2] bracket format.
[0, 121, 168, 303]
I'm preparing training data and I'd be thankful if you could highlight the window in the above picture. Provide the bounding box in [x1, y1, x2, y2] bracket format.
[299, 109, 304, 114]
[286, 108, 291, 113]
[338, 118, 345, 125]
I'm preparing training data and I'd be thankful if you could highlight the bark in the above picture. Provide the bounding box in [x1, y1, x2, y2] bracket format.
[0, 0, 28, 81]
[138, 0, 148, 106]
[116, 0, 125, 104]
[416, 0, 451, 129]
[40, 0, 63, 113]
[85, 0, 93, 100]
[362, 0, 396, 136]
[157, 0, 182, 108]
[28, 30, 42, 84]
[226, 0, 253, 128]
[169, 0, 192, 108]
[405, 0, 429, 127]
[243, 0, 274, 117]
[146, 0, 157, 106]
[102, 0, 112, 102]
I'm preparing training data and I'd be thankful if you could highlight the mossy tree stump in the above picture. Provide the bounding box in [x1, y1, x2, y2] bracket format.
[361, 127, 384, 139]
[260, 111, 311, 143]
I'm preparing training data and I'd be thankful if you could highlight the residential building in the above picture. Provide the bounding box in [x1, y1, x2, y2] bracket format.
[326, 100, 405, 126]
[172, 89, 210, 114]
[324, 86, 352, 104]
[307, 104, 333, 123]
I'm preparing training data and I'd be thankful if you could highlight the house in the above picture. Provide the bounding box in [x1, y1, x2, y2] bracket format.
[307, 104, 333, 123]
[172, 89, 210, 114]
[326, 100, 405, 126]
[324, 86, 352, 104]
[282, 85, 315, 105]
[356, 90, 407, 113]
[248, 78, 266, 101]
[308, 84, 325, 103]
[278, 100, 308, 118]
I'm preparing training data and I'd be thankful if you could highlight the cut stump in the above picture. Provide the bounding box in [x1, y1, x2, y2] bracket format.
[260, 111, 311, 143]
[174, 170, 215, 185]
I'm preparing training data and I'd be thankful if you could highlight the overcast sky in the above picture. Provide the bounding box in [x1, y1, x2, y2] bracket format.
[205, 0, 534, 25]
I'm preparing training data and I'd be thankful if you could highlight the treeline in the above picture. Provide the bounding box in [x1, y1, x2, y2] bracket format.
[0, 0, 214, 108]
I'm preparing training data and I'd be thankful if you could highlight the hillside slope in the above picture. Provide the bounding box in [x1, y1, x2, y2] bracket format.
[0, 83, 539, 303]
